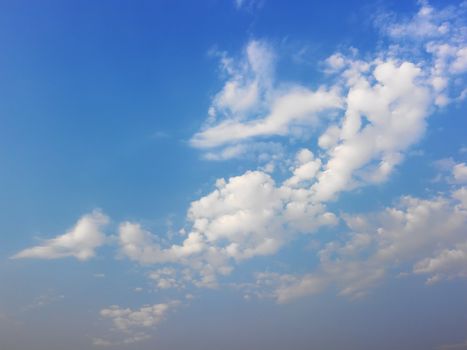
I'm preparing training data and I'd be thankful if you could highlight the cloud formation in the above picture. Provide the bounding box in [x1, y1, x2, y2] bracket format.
[190, 41, 342, 158]
[12, 210, 109, 261]
[10, 1, 467, 346]
[95, 300, 180, 346]
[117, 158, 337, 287]
[453, 162, 467, 183]
[253, 184, 467, 303]
[193, 1, 467, 202]
[13, 1, 466, 299]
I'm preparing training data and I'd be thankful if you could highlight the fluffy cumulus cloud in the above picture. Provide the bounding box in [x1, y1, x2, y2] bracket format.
[116, 157, 337, 288]
[378, 1, 467, 104]
[165, 2, 467, 301]
[193, 1, 466, 200]
[307, 1, 466, 200]
[188, 169, 337, 258]
[312, 60, 430, 200]
[12, 210, 109, 261]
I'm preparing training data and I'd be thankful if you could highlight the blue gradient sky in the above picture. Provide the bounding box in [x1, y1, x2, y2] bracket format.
[1, 1, 467, 349]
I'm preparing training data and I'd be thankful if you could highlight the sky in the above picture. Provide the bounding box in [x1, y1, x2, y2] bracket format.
[1, 0, 467, 349]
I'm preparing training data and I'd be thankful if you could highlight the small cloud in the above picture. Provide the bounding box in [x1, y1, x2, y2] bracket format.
[96, 301, 180, 345]
[11, 210, 109, 261]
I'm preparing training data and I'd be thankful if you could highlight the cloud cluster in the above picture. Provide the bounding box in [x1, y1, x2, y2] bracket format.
[253, 184, 467, 303]
[95, 300, 180, 346]
[13, 1, 467, 296]
[191, 41, 342, 160]
[312, 60, 430, 200]
[378, 0, 467, 105]
[116, 158, 337, 287]
[149, 267, 186, 290]
[193, 1, 467, 202]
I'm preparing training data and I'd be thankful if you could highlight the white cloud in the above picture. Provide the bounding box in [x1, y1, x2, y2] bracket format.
[382, 3, 452, 39]
[190, 40, 342, 159]
[188, 171, 285, 259]
[191, 87, 341, 149]
[325, 53, 346, 72]
[118, 222, 205, 265]
[207, 40, 274, 123]
[187, 166, 337, 262]
[326, 189, 467, 295]
[450, 47, 467, 74]
[453, 187, 467, 208]
[433, 159, 467, 184]
[413, 241, 467, 284]
[12, 210, 109, 261]
[100, 301, 179, 332]
[284, 149, 321, 187]
[312, 60, 430, 201]
[11, 1, 467, 328]
[380, 1, 466, 104]
[149, 267, 185, 290]
[193, 0, 466, 203]
[117, 151, 337, 287]
[453, 163, 467, 183]
[96, 300, 180, 346]
[202, 141, 284, 162]
[253, 272, 328, 304]
[251, 187, 467, 302]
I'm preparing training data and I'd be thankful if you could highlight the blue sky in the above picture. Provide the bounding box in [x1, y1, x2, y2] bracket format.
[1, 0, 467, 349]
